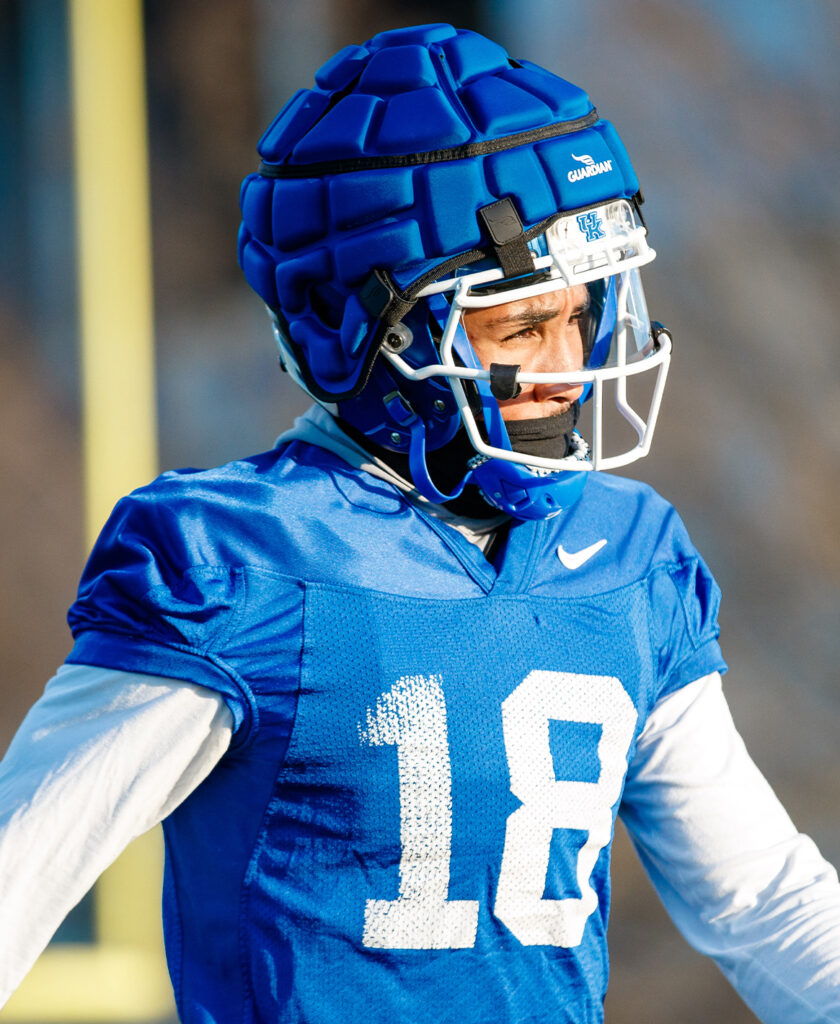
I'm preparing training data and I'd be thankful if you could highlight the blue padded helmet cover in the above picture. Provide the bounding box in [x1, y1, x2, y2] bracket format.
[237, 23, 641, 398]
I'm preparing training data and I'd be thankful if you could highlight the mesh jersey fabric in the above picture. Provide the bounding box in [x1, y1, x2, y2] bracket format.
[66, 441, 726, 1024]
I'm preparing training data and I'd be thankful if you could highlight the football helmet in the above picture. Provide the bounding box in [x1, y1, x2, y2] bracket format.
[238, 23, 671, 519]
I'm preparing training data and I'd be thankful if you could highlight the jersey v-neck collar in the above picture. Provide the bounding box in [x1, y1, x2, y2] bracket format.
[413, 507, 547, 596]
[278, 406, 547, 595]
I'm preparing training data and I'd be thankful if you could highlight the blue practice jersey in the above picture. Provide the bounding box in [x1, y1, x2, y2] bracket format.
[67, 439, 726, 1024]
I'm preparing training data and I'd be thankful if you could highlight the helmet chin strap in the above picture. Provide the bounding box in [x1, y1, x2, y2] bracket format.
[382, 391, 472, 504]
[383, 391, 584, 513]
[339, 397, 589, 520]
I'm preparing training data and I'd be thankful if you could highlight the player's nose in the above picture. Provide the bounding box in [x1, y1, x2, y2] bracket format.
[532, 379, 585, 404]
[528, 330, 584, 403]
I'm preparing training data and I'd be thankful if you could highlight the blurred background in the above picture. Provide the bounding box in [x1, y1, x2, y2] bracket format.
[1, 1, 838, 1021]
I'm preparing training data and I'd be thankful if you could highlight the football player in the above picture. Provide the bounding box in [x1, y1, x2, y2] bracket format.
[1, 23, 840, 1023]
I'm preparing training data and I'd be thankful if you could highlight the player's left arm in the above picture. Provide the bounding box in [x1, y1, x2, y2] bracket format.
[620, 672, 840, 1023]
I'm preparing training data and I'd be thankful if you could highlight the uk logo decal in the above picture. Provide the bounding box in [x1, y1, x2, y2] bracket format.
[576, 211, 605, 242]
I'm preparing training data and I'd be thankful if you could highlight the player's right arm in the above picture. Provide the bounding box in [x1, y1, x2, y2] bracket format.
[0, 662, 232, 1005]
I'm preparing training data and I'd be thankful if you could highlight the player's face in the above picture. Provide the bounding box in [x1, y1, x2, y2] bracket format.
[462, 285, 587, 421]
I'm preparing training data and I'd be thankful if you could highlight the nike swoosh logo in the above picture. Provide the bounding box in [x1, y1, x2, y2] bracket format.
[556, 538, 607, 570]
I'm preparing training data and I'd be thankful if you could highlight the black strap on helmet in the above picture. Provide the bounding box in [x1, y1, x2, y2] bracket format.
[477, 198, 535, 279]
[358, 269, 416, 327]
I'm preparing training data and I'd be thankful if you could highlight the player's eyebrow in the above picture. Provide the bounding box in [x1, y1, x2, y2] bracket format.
[483, 294, 591, 333]
[493, 308, 560, 330]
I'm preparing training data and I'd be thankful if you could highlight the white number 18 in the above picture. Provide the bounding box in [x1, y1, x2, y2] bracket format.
[359, 671, 637, 950]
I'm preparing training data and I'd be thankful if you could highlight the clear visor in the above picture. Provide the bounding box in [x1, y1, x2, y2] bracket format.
[458, 268, 653, 378]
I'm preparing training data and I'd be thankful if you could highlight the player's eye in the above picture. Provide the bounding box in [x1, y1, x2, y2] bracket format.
[501, 326, 538, 342]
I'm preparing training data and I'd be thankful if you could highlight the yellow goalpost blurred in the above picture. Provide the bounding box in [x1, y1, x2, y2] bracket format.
[2, 1, 172, 1019]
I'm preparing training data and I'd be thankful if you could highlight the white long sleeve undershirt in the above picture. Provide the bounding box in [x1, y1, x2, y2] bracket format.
[0, 665, 839, 1021]
[621, 672, 840, 1021]
[0, 664, 232, 1003]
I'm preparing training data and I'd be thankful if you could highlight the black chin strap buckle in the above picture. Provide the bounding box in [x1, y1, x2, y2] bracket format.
[489, 363, 522, 401]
